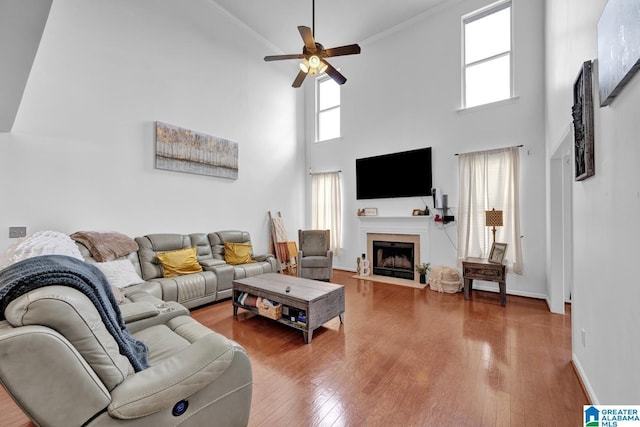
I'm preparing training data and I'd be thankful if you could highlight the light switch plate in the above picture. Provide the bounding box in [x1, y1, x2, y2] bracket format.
[9, 227, 27, 238]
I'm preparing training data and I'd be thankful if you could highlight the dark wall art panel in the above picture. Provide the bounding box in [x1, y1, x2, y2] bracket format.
[572, 61, 595, 181]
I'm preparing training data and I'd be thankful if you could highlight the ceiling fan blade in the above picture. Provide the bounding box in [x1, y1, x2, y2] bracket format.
[292, 70, 307, 88]
[323, 61, 347, 85]
[323, 44, 361, 58]
[264, 53, 305, 62]
[298, 26, 317, 53]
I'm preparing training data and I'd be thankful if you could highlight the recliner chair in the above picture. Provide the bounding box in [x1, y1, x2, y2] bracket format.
[297, 229, 333, 281]
[0, 285, 252, 426]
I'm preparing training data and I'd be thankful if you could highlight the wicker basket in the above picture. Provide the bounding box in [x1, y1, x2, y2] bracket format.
[257, 300, 282, 320]
[428, 265, 462, 294]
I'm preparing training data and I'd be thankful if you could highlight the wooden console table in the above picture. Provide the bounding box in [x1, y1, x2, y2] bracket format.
[462, 257, 507, 306]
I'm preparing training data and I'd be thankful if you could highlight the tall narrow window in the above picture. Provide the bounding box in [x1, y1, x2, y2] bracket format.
[457, 147, 523, 273]
[311, 171, 342, 255]
[463, 1, 512, 108]
[316, 76, 341, 142]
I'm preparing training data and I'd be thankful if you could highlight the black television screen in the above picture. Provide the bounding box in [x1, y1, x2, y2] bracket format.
[356, 147, 432, 200]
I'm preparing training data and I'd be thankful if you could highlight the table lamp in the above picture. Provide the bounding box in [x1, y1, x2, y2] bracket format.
[485, 208, 503, 244]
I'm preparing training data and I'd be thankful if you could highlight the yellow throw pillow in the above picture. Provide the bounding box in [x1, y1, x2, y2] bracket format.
[224, 242, 255, 265]
[156, 247, 203, 278]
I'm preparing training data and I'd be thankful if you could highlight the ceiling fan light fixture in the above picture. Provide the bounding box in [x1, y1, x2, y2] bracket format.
[309, 55, 321, 68]
[300, 56, 326, 76]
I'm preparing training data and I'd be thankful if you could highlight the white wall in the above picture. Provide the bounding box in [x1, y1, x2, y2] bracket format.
[545, 0, 640, 403]
[0, 0, 305, 253]
[303, 0, 548, 298]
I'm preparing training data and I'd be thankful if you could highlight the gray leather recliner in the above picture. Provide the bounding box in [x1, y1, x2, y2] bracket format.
[0, 286, 252, 426]
[208, 230, 279, 280]
[135, 234, 221, 308]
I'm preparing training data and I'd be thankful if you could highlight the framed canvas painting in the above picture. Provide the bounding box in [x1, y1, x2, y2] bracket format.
[155, 121, 238, 180]
[598, 0, 640, 106]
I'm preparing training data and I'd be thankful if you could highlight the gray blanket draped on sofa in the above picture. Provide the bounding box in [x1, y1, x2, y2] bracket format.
[0, 254, 149, 371]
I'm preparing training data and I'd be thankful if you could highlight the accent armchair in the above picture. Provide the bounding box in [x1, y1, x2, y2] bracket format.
[297, 229, 333, 281]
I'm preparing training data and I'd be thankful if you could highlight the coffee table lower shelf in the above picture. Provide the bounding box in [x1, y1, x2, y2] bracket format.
[233, 302, 344, 343]
[232, 273, 345, 344]
[234, 302, 312, 338]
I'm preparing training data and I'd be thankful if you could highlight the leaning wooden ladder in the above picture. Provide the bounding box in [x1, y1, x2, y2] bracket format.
[268, 211, 297, 274]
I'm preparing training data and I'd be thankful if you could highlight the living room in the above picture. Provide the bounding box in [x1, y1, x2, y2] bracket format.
[0, 0, 639, 423]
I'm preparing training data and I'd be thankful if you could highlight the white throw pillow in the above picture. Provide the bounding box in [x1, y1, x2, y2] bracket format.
[94, 259, 144, 289]
[0, 231, 84, 270]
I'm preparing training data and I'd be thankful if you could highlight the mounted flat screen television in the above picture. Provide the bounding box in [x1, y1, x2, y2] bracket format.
[356, 147, 432, 200]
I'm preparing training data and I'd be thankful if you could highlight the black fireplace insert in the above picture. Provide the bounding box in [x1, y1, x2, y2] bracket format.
[372, 240, 414, 280]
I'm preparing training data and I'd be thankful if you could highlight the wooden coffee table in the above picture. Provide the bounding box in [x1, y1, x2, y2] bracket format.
[232, 273, 345, 343]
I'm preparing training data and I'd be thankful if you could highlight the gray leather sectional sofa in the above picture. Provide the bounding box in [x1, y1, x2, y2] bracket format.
[0, 229, 276, 426]
[79, 230, 278, 309]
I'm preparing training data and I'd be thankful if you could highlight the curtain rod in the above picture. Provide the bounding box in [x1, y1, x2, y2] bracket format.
[309, 170, 342, 175]
[454, 144, 523, 156]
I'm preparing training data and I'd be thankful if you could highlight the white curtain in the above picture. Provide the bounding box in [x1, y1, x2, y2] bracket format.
[311, 172, 342, 256]
[457, 146, 523, 274]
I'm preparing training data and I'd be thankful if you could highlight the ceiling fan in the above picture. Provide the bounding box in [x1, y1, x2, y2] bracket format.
[264, 0, 361, 88]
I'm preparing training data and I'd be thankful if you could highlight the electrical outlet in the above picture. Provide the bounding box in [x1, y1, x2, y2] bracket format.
[581, 328, 586, 347]
[9, 227, 27, 238]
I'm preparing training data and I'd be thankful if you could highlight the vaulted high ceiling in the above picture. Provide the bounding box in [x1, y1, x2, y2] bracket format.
[215, 0, 451, 53]
[0, 0, 52, 132]
[1, 0, 451, 132]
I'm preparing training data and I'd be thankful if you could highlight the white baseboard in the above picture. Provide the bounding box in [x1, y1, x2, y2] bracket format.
[469, 283, 547, 300]
[572, 353, 598, 404]
[334, 265, 357, 273]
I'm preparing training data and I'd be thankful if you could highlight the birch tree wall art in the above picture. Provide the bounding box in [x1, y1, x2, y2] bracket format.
[155, 121, 238, 180]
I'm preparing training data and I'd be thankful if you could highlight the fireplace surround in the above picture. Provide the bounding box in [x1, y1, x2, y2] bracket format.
[359, 216, 430, 285]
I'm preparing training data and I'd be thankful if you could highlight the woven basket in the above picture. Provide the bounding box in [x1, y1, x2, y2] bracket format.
[428, 265, 462, 294]
[258, 300, 282, 320]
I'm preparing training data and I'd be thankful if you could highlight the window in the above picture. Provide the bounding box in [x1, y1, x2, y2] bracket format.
[311, 172, 342, 255]
[316, 76, 340, 142]
[462, 1, 512, 108]
[457, 147, 523, 273]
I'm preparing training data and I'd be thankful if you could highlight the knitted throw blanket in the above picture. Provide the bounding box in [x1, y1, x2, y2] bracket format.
[70, 231, 139, 262]
[0, 255, 149, 371]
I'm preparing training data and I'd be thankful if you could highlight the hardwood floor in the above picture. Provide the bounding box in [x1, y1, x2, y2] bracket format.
[0, 270, 587, 426]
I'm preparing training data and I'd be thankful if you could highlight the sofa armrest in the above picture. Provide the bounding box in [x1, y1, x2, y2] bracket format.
[0, 324, 112, 427]
[252, 254, 274, 262]
[119, 301, 160, 323]
[125, 302, 190, 333]
[123, 280, 163, 300]
[108, 332, 238, 419]
[199, 258, 227, 270]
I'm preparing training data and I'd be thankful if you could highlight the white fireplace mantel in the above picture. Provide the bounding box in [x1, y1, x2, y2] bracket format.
[357, 216, 431, 264]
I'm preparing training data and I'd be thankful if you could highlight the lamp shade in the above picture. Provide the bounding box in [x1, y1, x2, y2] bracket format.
[485, 209, 503, 227]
